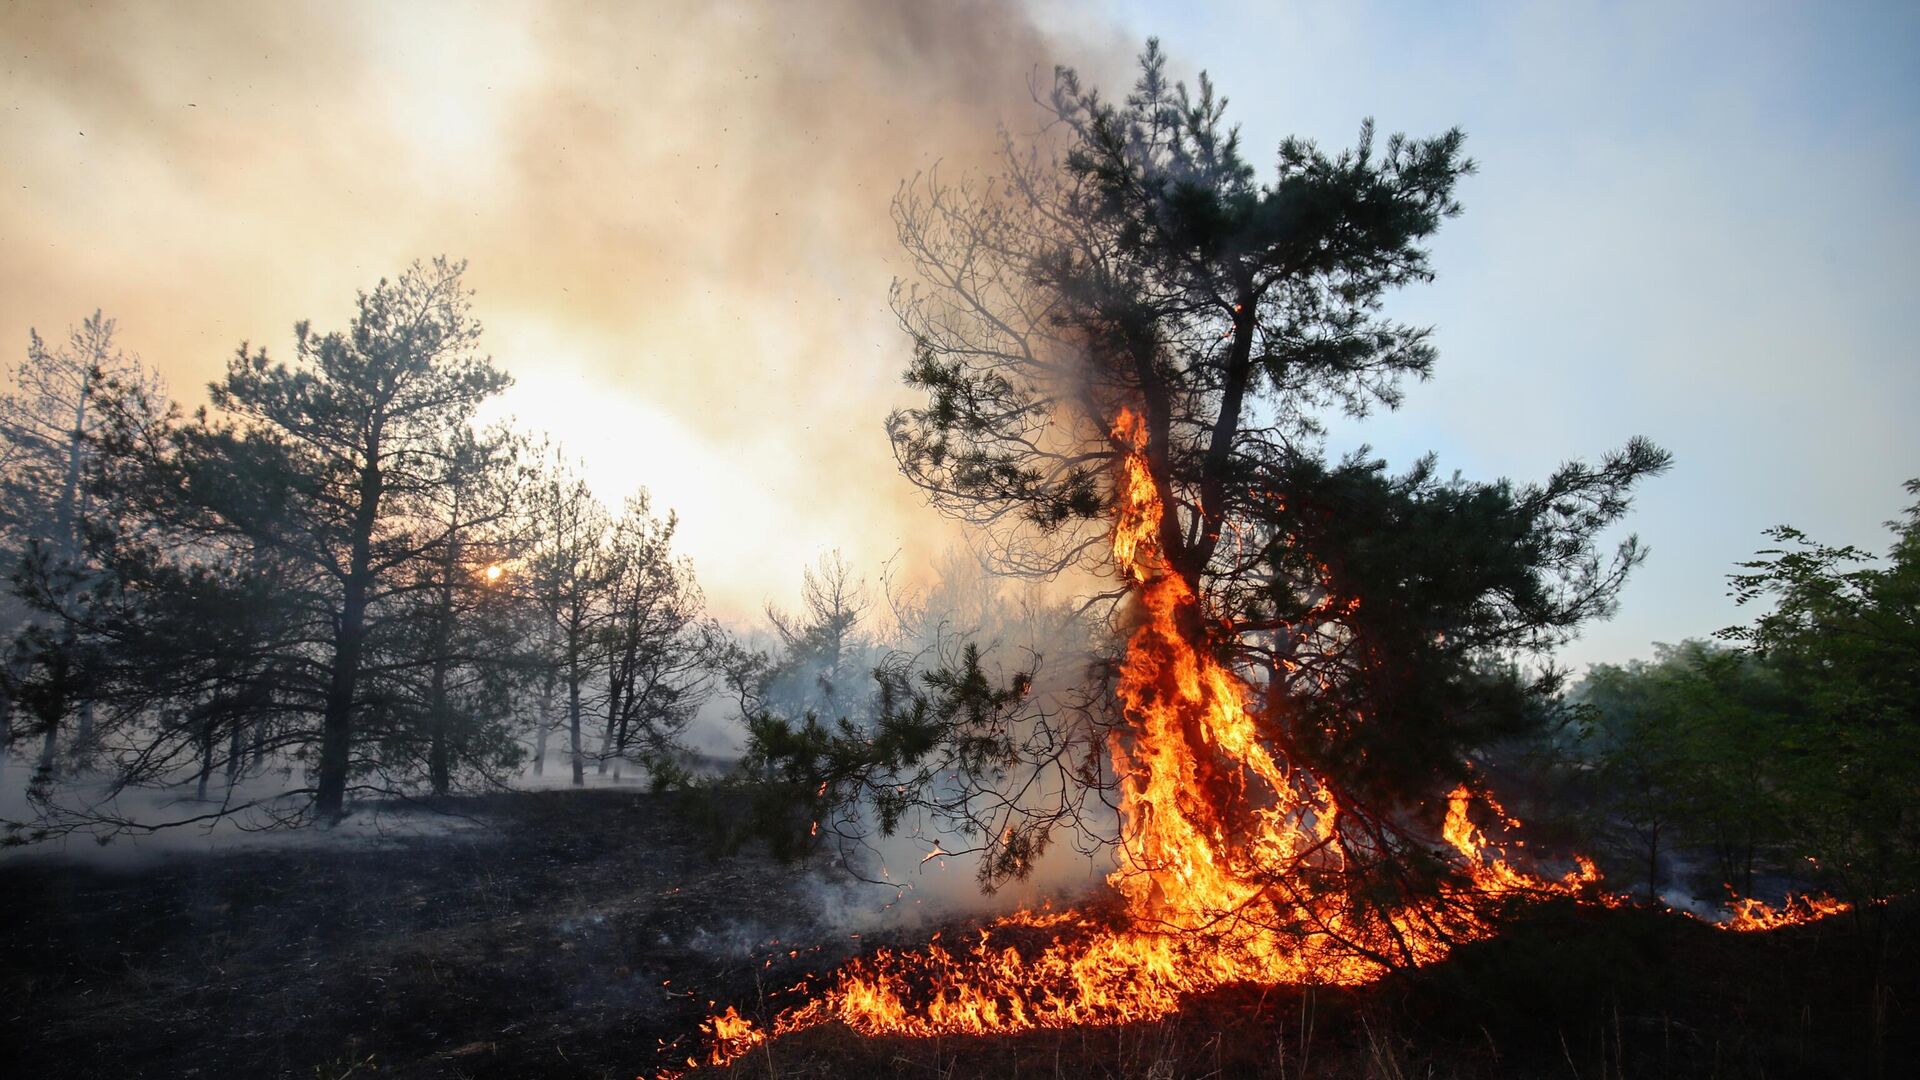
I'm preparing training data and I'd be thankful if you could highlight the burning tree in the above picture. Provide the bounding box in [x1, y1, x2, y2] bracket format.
[688, 39, 1670, 1067]
[886, 37, 1667, 909]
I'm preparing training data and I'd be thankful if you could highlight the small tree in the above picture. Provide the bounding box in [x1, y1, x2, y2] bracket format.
[1572, 641, 1790, 901]
[1718, 480, 1920, 1078]
[1575, 655, 1696, 899]
[704, 553, 1044, 875]
[0, 312, 163, 775]
[761, 551, 878, 721]
[383, 424, 531, 796]
[525, 461, 612, 787]
[594, 493, 713, 779]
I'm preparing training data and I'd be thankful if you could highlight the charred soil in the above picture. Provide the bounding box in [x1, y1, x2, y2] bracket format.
[2, 789, 1909, 1079]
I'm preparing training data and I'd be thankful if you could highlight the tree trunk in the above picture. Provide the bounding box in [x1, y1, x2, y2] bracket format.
[249, 715, 267, 775]
[614, 708, 631, 780]
[317, 444, 383, 822]
[37, 722, 57, 779]
[532, 670, 555, 777]
[57, 378, 89, 562]
[428, 676, 452, 795]
[598, 672, 621, 777]
[195, 715, 215, 801]
[33, 649, 68, 781]
[428, 506, 462, 796]
[56, 382, 91, 766]
[568, 655, 585, 787]
[1186, 286, 1257, 581]
[1739, 837, 1755, 901]
[426, 603, 454, 797]
[316, 579, 367, 820]
[1645, 825, 1661, 901]
[74, 699, 93, 757]
[0, 683, 12, 771]
[226, 718, 243, 788]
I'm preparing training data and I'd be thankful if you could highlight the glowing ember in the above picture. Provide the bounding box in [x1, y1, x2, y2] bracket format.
[656, 408, 1833, 1077]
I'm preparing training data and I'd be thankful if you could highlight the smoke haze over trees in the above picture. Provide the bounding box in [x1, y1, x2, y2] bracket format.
[0, 262, 720, 839]
[0, 9, 1915, 1079]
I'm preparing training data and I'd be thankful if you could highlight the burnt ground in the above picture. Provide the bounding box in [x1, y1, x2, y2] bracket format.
[2, 789, 1912, 1080]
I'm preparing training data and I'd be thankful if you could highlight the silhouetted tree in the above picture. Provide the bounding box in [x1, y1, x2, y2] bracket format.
[86, 258, 511, 822]
[381, 425, 532, 796]
[526, 460, 612, 787]
[593, 493, 713, 779]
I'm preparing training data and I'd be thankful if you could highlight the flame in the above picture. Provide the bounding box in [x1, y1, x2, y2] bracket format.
[658, 408, 1833, 1075]
[1719, 891, 1851, 932]
[692, 1005, 768, 1067]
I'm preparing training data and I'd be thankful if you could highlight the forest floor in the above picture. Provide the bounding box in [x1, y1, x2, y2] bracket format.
[2, 788, 1910, 1080]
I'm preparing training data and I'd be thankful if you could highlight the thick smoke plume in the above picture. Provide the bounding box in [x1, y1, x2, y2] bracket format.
[0, 0, 1126, 622]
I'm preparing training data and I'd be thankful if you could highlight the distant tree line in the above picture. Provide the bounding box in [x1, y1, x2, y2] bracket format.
[1563, 486, 1920, 921]
[0, 260, 718, 837]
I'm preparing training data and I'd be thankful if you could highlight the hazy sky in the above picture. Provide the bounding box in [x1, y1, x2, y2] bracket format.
[3, 1, 1915, 670]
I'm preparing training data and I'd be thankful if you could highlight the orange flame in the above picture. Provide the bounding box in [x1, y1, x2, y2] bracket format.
[658, 408, 1829, 1076]
[1719, 891, 1850, 932]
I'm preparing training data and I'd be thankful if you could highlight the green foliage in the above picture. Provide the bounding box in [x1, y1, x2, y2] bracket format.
[1262, 442, 1670, 813]
[1574, 641, 1790, 900]
[1568, 481, 1920, 911]
[889, 40, 1487, 571]
[0, 311, 165, 777]
[693, 642, 1038, 882]
[1717, 480, 1920, 906]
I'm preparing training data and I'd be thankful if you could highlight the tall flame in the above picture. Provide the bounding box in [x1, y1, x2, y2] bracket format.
[662, 408, 1838, 1075]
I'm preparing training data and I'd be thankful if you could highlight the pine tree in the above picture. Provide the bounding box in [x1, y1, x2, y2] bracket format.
[108, 258, 511, 821]
[751, 42, 1669, 907]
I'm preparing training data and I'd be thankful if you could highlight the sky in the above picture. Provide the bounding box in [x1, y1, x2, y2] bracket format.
[2, 1, 1915, 671]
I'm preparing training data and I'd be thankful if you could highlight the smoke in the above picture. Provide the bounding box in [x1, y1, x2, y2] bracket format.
[0, 0, 1130, 623]
[0, 758, 484, 868]
[825, 545, 1122, 927]
[2, 3, 1144, 911]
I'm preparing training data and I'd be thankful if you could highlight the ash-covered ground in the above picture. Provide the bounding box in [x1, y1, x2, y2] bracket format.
[2, 789, 870, 1079]
[3, 789, 1910, 1079]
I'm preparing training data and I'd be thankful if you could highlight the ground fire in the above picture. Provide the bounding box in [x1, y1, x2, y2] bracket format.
[657, 409, 1847, 1076]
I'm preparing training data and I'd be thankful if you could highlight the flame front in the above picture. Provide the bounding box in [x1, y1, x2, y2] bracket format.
[1719, 892, 1851, 932]
[661, 409, 1837, 1075]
